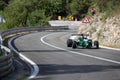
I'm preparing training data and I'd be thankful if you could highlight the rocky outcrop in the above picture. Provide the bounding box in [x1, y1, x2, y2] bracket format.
[78, 15, 120, 48]
[100, 15, 120, 48]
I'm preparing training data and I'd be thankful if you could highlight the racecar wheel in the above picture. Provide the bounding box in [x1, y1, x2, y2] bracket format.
[72, 41, 77, 49]
[87, 42, 92, 48]
[87, 39, 92, 48]
[94, 41, 99, 49]
[67, 39, 73, 47]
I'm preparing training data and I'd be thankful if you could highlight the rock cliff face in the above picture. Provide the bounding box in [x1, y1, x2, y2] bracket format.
[78, 15, 120, 48]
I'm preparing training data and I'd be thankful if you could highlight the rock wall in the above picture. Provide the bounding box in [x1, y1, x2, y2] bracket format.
[78, 15, 120, 48]
[101, 15, 120, 48]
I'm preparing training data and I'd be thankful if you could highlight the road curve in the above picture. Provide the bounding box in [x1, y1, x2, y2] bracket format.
[14, 31, 120, 80]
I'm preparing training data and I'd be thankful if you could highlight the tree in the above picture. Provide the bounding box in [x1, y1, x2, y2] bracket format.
[2, 0, 120, 29]
[0, 0, 10, 10]
[28, 9, 51, 26]
[67, 0, 92, 20]
[4, 0, 38, 28]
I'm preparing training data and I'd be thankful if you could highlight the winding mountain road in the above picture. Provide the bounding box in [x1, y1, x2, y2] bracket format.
[13, 31, 120, 80]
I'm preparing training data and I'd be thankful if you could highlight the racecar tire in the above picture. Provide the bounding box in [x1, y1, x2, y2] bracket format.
[94, 41, 99, 49]
[87, 42, 92, 48]
[72, 41, 77, 49]
[67, 39, 73, 47]
[87, 39, 92, 48]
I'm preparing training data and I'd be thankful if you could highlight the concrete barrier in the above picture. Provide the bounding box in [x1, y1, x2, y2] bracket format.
[48, 20, 82, 30]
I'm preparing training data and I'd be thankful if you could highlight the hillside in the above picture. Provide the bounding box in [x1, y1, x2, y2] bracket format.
[0, 0, 120, 29]
[100, 15, 120, 48]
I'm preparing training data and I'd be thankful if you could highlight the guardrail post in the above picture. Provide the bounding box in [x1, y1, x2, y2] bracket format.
[1, 45, 11, 56]
[0, 35, 2, 45]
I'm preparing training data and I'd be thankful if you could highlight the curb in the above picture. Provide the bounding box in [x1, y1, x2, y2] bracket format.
[100, 45, 120, 51]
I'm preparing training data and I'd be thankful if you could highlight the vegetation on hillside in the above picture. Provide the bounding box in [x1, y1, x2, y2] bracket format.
[0, 0, 120, 29]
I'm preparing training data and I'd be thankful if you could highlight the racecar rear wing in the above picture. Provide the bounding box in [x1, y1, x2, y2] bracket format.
[71, 34, 89, 36]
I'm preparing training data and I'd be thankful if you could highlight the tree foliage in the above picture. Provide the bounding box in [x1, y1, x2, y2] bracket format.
[0, 0, 120, 29]
[67, 0, 92, 19]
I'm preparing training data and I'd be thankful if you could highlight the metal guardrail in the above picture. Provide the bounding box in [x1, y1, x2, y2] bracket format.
[0, 26, 68, 78]
[1, 28, 14, 78]
[1, 26, 68, 38]
[0, 52, 13, 77]
[0, 44, 13, 78]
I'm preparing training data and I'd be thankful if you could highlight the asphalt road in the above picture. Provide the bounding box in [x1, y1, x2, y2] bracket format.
[14, 31, 120, 80]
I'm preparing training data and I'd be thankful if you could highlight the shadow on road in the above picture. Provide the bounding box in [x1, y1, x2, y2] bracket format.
[19, 49, 100, 53]
[20, 49, 67, 53]
[37, 64, 120, 75]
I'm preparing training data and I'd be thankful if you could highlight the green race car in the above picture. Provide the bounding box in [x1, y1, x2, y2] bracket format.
[67, 34, 99, 49]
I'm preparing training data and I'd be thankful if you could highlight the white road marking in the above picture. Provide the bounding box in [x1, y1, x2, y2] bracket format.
[19, 53, 39, 79]
[9, 36, 39, 79]
[41, 33, 120, 64]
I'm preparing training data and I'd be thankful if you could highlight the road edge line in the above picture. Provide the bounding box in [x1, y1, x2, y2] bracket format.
[8, 35, 39, 80]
